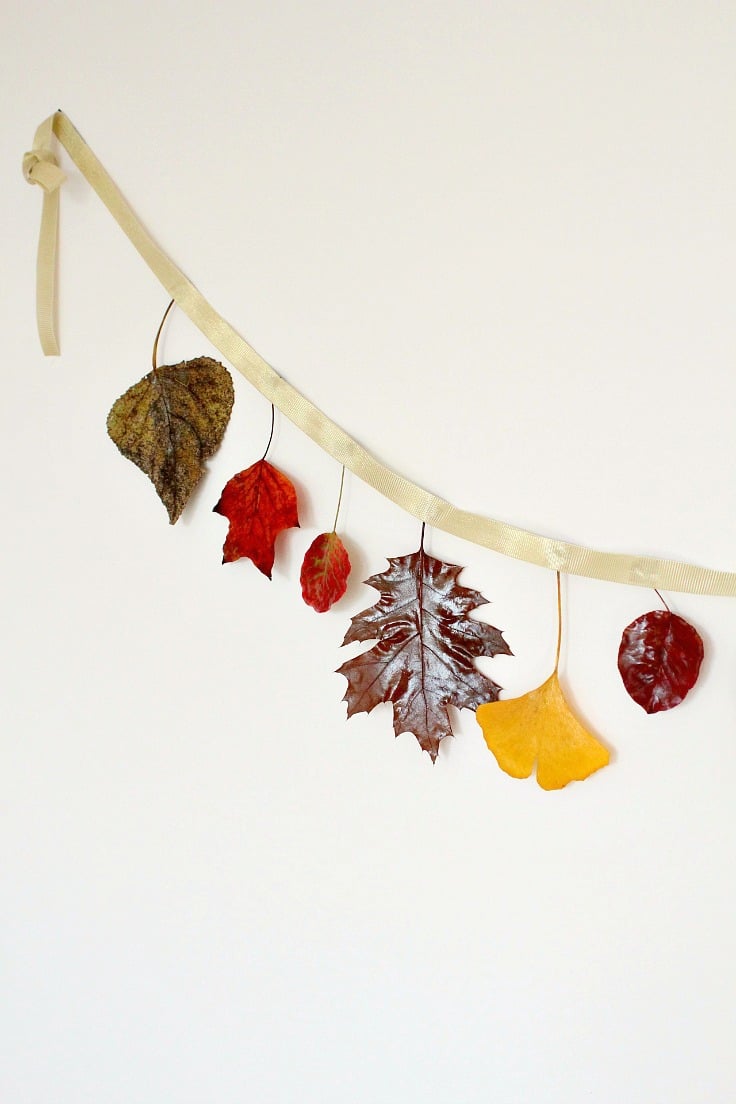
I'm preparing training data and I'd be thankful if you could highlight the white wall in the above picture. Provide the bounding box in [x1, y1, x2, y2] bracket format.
[3, 3, 736, 1102]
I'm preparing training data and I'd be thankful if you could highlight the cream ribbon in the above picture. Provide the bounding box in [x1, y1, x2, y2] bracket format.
[23, 110, 736, 597]
[23, 114, 66, 356]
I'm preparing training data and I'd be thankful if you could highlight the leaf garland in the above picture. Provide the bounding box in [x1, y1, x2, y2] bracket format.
[338, 538, 510, 760]
[23, 112, 736, 795]
[98, 300, 709, 787]
[107, 301, 234, 524]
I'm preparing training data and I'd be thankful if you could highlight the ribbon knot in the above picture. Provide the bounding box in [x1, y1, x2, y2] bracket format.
[22, 147, 66, 193]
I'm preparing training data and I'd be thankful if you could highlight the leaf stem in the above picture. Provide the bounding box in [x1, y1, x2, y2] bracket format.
[654, 588, 671, 613]
[554, 570, 562, 673]
[331, 466, 346, 532]
[152, 298, 175, 372]
[417, 522, 427, 685]
[261, 404, 276, 461]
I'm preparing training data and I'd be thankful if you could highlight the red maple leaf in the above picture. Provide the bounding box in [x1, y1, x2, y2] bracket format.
[338, 546, 510, 760]
[213, 459, 299, 578]
[300, 532, 351, 612]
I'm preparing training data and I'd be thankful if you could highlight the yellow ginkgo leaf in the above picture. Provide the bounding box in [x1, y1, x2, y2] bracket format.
[476, 672, 610, 791]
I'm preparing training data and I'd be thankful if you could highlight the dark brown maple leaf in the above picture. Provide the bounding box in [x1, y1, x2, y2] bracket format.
[338, 546, 510, 760]
[107, 357, 234, 524]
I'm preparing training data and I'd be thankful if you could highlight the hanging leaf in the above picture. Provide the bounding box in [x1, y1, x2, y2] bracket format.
[107, 357, 234, 524]
[476, 673, 609, 790]
[213, 459, 299, 578]
[338, 546, 510, 761]
[618, 609, 704, 713]
[301, 532, 351, 612]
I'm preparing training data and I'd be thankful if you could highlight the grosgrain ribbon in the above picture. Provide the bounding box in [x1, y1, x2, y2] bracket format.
[23, 110, 736, 596]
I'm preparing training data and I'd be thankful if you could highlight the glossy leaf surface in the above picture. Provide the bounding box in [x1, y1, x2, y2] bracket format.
[338, 548, 510, 761]
[213, 459, 299, 578]
[107, 357, 234, 523]
[301, 532, 351, 612]
[477, 672, 610, 790]
[618, 609, 704, 713]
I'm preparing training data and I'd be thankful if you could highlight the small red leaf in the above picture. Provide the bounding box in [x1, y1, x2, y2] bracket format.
[300, 531, 351, 612]
[618, 609, 704, 713]
[213, 459, 299, 578]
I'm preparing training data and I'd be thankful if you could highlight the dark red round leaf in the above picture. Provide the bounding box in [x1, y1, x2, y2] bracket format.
[617, 610, 704, 714]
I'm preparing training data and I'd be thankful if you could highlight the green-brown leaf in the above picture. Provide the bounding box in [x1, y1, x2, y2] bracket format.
[107, 357, 234, 523]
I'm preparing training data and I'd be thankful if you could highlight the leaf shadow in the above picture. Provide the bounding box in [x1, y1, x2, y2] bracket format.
[271, 472, 314, 582]
[691, 620, 714, 700]
[557, 674, 617, 766]
[176, 463, 225, 529]
[340, 535, 372, 609]
[438, 704, 461, 762]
